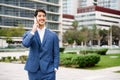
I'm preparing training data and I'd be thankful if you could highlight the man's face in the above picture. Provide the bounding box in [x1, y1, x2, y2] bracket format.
[36, 12, 46, 26]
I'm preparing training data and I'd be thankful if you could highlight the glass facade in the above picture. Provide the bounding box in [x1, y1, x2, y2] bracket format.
[1, 17, 33, 28]
[46, 23, 59, 30]
[0, 0, 61, 31]
[79, 0, 120, 10]
[97, 0, 119, 10]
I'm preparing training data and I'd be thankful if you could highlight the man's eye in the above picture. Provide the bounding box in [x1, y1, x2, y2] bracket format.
[38, 15, 45, 17]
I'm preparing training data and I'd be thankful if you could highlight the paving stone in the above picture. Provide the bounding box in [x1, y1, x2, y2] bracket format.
[0, 62, 120, 80]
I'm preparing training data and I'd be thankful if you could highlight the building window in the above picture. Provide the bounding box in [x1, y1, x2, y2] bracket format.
[46, 0, 59, 4]
[35, 3, 47, 10]
[0, 16, 2, 25]
[20, 0, 34, 8]
[46, 23, 59, 30]
[20, 9, 34, 18]
[3, 0, 18, 6]
[47, 5, 59, 12]
[4, 7, 19, 16]
[47, 14, 59, 21]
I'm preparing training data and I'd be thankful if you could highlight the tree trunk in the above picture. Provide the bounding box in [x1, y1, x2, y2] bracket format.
[81, 42, 83, 46]
[118, 40, 120, 46]
[98, 40, 100, 46]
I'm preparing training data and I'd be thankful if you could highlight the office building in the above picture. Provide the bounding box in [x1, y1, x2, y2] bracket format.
[62, 14, 74, 33]
[62, 0, 79, 15]
[76, 6, 120, 30]
[79, 0, 120, 10]
[0, 0, 63, 46]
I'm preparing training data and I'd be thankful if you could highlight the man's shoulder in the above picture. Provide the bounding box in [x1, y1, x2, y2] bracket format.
[47, 29, 56, 34]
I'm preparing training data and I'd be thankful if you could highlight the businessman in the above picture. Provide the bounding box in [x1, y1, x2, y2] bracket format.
[22, 9, 59, 80]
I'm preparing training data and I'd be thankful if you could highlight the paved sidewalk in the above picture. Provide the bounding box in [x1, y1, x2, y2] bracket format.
[0, 62, 120, 80]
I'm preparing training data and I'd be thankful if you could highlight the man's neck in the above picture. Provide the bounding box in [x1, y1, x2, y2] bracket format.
[38, 25, 44, 29]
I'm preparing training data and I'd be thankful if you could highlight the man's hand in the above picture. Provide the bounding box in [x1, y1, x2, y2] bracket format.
[54, 68, 58, 72]
[32, 17, 39, 33]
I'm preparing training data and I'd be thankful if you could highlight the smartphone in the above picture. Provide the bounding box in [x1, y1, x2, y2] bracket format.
[34, 17, 37, 24]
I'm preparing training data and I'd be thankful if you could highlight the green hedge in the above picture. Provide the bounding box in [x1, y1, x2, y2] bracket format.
[60, 47, 65, 52]
[0, 55, 27, 63]
[80, 48, 108, 55]
[60, 53, 100, 68]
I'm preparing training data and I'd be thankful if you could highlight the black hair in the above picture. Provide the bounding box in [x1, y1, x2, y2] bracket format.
[34, 9, 46, 17]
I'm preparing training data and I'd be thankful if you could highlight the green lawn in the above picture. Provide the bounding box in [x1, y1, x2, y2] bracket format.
[86, 54, 120, 70]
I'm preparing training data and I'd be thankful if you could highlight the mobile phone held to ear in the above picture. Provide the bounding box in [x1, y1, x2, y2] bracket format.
[34, 17, 37, 24]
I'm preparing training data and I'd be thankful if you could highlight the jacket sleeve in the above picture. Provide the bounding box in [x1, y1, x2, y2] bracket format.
[22, 31, 34, 48]
[53, 33, 60, 69]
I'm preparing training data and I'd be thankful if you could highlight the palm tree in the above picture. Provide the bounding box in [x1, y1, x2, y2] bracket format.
[92, 25, 101, 46]
[72, 20, 78, 30]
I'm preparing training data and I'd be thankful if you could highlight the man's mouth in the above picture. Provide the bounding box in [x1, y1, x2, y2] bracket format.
[39, 20, 45, 23]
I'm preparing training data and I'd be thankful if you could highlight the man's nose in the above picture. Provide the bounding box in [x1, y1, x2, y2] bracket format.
[40, 16, 45, 19]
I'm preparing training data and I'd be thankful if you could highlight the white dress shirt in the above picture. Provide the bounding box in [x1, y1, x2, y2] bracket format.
[37, 27, 46, 43]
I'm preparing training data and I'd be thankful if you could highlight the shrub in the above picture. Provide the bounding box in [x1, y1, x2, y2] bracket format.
[84, 54, 100, 67]
[19, 55, 27, 63]
[80, 48, 108, 55]
[60, 53, 100, 68]
[97, 48, 108, 55]
[60, 47, 65, 52]
[13, 56, 17, 61]
[1, 57, 12, 62]
[60, 53, 76, 66]
[1, 57, 6, 62]
[6, 56, 12, 62]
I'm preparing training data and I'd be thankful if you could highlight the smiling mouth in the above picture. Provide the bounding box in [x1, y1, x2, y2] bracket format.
[40, 21, 45, 23]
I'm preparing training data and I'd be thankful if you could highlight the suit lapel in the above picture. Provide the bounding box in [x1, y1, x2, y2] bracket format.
[35, 31, 41, 45]
[42, 29, 49, 47]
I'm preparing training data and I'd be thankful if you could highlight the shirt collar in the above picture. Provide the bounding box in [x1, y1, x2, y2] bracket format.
[37, 26, 46, 31]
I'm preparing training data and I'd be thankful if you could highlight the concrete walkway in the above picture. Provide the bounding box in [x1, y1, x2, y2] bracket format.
[0, 62, 120, 80]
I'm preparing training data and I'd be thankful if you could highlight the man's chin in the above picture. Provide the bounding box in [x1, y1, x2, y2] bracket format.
[39, 23, 45, 26]
[38, 22, 44, 24]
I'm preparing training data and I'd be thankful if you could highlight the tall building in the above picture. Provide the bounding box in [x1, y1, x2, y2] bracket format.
[79, 0, 94, 8]
[76, 6, 120, 29]
[0, 0, 63, 46]
[62, 0, 79, 15]
[62, 14, 74, 33]
[76, 6, 120, 46]
[79, 0, 120, 10]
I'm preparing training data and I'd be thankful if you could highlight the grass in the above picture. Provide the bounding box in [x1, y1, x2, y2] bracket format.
[85, 54, 120, 70]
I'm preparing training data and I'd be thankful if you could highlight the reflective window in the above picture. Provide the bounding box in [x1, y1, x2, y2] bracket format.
[3, 0, 19, 6]
[21, 20, 33, 28]
[0, 6, 2, 14]
[47, 5, 59, 12]
[46, 23, 59, 30]
[20, 0, 34, 8]
[20, 9, 34, 18]
[4, 7, 19, 16]
[47, 14, 59, 21]
[0, 0, 60, 30]
[1, 17, 33, 28]
[46, 0, 59, 4]
[35, 3, 47, 10]
[0, 16, 2, 25]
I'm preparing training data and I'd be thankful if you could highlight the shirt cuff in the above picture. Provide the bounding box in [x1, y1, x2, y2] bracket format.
[54, 68, 58, 72]
[30, 31, 35, 35]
